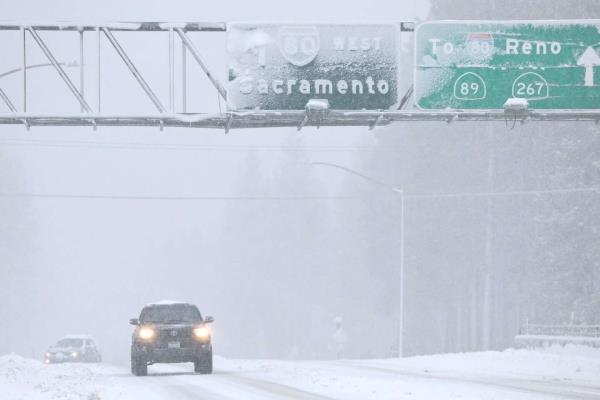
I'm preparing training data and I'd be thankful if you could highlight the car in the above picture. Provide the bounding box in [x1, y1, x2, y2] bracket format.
[129, 300, 214, 376]
[45, 335, 102, 364]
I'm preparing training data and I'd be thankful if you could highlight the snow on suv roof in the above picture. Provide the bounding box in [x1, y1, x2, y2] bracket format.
[61, 334, 93, 340]
[146, 300, 191, 306]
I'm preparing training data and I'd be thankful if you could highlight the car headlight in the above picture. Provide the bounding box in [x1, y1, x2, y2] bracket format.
[45, 352, 51, 357]
[138, 326, 156, 340]
[193, 326, 210, 340]
[70, 351, 78, 357]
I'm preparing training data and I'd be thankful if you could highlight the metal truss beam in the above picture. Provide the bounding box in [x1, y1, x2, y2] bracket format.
[0, 22, 226, 32]
[0, 88, 17, 112]
[175, 28, 227, 100]
[27, 27, 92, 113]
[0, 22, 229, 119]
[0, 110, 599, 130]
[100, 27, 166, 112]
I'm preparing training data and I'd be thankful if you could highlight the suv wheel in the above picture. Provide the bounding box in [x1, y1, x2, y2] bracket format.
[131, 352, 148, 376]
[194, 351, 213, 374]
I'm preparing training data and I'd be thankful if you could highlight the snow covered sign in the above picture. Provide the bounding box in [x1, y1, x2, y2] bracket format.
[415, 20, 600, 109]
[227, 23, 399, 110]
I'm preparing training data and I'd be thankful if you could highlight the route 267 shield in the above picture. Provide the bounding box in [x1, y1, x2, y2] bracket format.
[277, 26, 320, 67]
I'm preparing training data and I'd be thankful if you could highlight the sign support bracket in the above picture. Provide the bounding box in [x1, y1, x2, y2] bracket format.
[397, 85, 414, 110]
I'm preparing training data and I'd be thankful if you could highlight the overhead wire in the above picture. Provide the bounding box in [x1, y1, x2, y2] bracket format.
[0, 187, 597, 201]
[0, 137, 387, 152]
[0, 192, 357, 201]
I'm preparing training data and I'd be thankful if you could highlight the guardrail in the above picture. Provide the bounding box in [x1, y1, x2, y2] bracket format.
[515, 323, 600, 348]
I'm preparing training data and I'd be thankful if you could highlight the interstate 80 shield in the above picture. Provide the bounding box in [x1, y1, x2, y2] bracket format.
[227, 23, 399, 111]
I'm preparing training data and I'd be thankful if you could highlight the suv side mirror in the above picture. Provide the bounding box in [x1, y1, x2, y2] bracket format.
[129, 318, 139, 325]
[204, 316, 214, 324]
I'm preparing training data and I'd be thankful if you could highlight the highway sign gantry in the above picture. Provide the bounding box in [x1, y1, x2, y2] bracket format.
[415, 20, 600, 109]
[0, 21, 600, 130]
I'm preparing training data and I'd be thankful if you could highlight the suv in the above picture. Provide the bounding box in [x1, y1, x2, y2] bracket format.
[129, 301, 214, 376]
[45, 335, 102, 364]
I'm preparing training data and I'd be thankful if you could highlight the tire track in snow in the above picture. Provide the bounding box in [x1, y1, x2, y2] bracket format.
[162, 379, 233, 400]
[139, 370, 237, 400]
[215, 372, 336, 400]
[141, 364, 335, 400]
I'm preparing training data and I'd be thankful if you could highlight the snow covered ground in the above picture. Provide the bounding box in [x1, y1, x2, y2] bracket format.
[1, 345, 599, 400]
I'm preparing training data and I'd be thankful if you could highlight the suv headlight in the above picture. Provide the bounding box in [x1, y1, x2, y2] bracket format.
[138, 326, 156, 340]
[193, 326, 210, 340]
[70, 351, 78, 357]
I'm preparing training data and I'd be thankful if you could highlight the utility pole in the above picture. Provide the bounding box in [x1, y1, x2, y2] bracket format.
[482, 134, 494, 351]
[398, 189, 405, 357]
[481, 0, 496, 352]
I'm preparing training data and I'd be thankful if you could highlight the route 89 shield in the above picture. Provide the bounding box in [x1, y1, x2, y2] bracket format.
[227, 23, 399, 111]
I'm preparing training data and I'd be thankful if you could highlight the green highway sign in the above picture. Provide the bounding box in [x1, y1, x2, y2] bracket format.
[415, 20, 600, 109]
[227, 24, 399, 111]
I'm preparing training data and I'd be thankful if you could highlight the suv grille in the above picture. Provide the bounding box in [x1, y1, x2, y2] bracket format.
[155, 327, 194, 348]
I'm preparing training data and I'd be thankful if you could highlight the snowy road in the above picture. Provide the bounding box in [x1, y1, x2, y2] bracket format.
[125, 363, 600, 400]
[2, 346, 600, 400]
[338, 362, 600, 400]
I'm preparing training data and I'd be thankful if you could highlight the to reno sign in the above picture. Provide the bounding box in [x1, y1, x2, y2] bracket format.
[227, 23, 399, 110]
[415, 20, 600, 109]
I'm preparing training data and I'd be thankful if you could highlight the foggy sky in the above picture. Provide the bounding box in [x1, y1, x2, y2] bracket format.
[2, 0, 599, 367]
[0, 0, 429, 363]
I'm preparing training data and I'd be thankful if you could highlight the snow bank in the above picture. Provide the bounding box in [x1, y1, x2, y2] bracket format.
[3, 347, 600, 400]
[0, 353, 172, 400]
[361, 344, 600, 383]
[0, 353, 102, 400]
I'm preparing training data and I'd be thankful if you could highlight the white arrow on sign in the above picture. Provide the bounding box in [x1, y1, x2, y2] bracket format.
[577, 46, 600, 87]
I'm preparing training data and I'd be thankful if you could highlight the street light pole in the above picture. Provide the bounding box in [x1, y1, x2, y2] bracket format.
[399, 188, 405, 358]
[308, 161, 406, 358]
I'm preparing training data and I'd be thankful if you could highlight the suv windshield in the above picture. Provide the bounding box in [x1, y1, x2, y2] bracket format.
[140, 305, 202, 324]
[56, 338, 83, 348]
